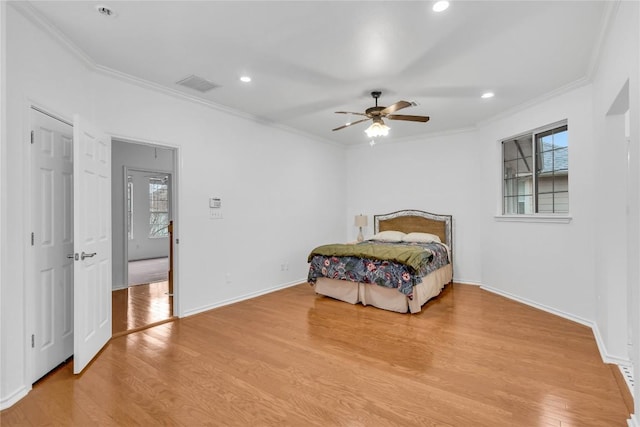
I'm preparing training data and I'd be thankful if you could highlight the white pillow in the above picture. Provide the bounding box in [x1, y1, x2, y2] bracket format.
[402, 232, 441, 243]
[369, 230, 406, 242]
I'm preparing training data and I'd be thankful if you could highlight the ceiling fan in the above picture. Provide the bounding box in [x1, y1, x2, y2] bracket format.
[332, 91, 430, 137]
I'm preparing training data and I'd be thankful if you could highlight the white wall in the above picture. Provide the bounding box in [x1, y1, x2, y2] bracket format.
[590, 0, 640, 417]
[345, 131, 484, 284]
[1, 5, 94, 408]
[111, 140, 175, 289]
[0, 0, 7, 412]
[477, 85, 597, 324]
[1, 3, 346, 408]
[91, 72, 346, 316]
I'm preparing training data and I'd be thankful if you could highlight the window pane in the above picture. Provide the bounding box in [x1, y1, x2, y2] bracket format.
[553, 191, 569, 213]
[534, 124, 569, 214]
[150, 212, 169, 237]
[503, 137, 535, 214]
[149, 176, 169, 238]
[537, 192, 554, 213]
[504, 159, 518, 179]
[553, 147, 568, 171]
[537, 126, 568, 151]
[504, 195, 533, 214]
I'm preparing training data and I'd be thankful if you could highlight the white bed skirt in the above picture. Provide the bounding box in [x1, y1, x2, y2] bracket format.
[313, 263, 452, 314]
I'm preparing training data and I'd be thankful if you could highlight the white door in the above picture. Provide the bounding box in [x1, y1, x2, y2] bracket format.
[31, 110, 74, 381]
[72, 115, 112, 374]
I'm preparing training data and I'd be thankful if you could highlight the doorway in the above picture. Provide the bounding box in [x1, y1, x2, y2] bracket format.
[111, 141, 177, 335]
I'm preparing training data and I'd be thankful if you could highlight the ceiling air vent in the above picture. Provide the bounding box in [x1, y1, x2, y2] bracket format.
[175, 75, 218, 93]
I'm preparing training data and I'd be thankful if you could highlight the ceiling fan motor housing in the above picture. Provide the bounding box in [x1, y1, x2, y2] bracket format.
[365, 106, 385, 117]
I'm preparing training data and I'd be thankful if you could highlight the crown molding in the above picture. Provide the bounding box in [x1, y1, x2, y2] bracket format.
[586, 0, 620, 79]
[477, 75, 591, 128]
[10, 1, 342, 149]
[10, 2, 95, 70]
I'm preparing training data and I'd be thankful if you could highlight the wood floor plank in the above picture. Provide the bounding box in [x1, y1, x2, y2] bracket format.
[112, 280, 173, 335]
[1, 283, 631, 426]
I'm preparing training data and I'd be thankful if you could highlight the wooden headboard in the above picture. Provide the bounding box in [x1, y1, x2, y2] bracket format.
[374, 209, 453, 253]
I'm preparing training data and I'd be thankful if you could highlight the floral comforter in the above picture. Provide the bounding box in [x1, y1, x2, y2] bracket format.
[307, 241, 450, 299]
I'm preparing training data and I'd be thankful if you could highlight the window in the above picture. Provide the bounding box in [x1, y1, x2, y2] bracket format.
[127, 175, 133, 240]
[149, 176, 169, 238]
[502, 122, 568, 215]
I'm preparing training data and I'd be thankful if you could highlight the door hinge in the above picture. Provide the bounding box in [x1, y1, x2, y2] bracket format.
[31, 334, 35, 348]
[31, 232, 34, 246]
[30, 130, 34, 144]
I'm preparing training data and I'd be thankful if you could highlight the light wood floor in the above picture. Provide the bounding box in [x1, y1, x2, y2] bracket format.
[112, 281, 173, 335]
[1, 283, 631, 426]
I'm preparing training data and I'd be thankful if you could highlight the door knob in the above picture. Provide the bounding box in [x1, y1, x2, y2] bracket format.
[81, 251, 97, 260]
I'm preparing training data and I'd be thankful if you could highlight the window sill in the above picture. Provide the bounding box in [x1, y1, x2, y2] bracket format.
[494, 215, 572, 224]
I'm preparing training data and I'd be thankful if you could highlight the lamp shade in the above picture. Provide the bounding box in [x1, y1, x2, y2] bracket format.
[365, 119, 390, 138]
[354, 215, 368, 227]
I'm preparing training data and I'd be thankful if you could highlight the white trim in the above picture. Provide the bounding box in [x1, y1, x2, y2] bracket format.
[478, 77, 591, 128]
[9, 2, 95, 70]
[481, 284, 592, 327]
[494, 215, 573, 224]
[481, 284, 635, 367]
[93, 64, 341, 148]
[592, 322, 633, 366]
[0, 386, 30, 411]
[453, 279, 483, 287]
[11, 2, 342, 149]
[587, 1, 620, 79]
[182, 280, 304, 318]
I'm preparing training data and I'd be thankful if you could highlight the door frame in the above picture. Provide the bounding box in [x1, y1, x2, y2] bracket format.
[122, 167, 173, 286]
[112, 137, 180, 319]
[25, 102, 74, 384]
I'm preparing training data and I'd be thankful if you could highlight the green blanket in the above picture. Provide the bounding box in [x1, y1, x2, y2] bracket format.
[307, 243, 433, 271]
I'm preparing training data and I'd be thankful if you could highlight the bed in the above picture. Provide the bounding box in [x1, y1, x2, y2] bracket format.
[307, 209, 453, 314]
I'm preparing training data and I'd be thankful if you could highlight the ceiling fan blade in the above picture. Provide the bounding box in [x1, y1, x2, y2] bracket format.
[332, 118, 371, 131]
[381, 101, 413, 115]
[386, 114, 430, 123]
[335, 111, 369, 117]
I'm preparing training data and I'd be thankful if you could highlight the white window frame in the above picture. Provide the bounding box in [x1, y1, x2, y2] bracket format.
[495, 120, 572, 224]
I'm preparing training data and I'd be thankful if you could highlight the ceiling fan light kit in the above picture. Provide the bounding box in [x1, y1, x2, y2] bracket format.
[333, 91, 430, 138]
[365, 118, 390, 138]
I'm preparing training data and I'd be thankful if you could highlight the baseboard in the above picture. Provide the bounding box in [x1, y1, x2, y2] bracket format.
[480, 285, 636, 393]
[452, 279, 483, 286]
[0, 385, 30, 411]
[592, 322, 633, 366]
[480, 284, 593, 328]
[182, 279, 305, 318]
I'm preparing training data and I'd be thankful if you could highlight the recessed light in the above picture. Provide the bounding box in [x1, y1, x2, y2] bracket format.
[433, 1, 449, 12]
[240, 76, 252, 83]
[96, 5, 116, 17]
[481, 92, 495, 99]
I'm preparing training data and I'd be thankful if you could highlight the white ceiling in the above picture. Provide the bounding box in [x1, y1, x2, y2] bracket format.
[22, 1, 610, 145]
